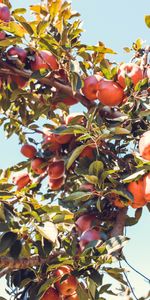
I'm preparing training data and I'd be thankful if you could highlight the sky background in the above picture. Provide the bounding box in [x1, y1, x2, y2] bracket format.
[0, 0, 150, 299]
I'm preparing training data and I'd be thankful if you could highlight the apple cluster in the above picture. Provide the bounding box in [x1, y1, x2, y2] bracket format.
[82, 63, 149, 106]
[75, 214, 102, 252]
[41, 266, 79, 300]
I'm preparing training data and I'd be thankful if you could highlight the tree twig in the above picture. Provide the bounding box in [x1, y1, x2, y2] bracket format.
[110, 207, 128, 237]
[0, 250, 65, 278]
[119, 260, 138, 300]
[140, 46, 150, 69]
[122, 255, 150, 282]
[0, 59, 93, 109]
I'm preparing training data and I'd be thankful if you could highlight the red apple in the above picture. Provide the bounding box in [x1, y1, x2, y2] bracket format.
[61, 97, 78, 106]
[54, 266, 78, 296]
[7, 46, 27, 63]
[0, 3, 11, 22]
[43, 133, 61, 152]
[21, 144, 37, 159]
[41, 287, 61, 300]
[79, 228, 101, 251]
[48, 160, 65, 179]
[143, 173, 150, 202]
[118, 63, 143, 88]
[31, 158, 47, 175]
[139, 131, 150, 160]
[48, 176, 64, 190]
[75, 214, 98, 234]
[97, 79, 124, 106]
[11, 76, 28, 88]
[82, 75, 101, 101]
[0, 31, 6, 40]
[31, 50, 59, 71]
[127, 179, 146, 209]
[14, 172, 31, 190]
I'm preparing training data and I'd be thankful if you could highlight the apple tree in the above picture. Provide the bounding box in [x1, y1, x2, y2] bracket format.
[0, 0, 150, 299]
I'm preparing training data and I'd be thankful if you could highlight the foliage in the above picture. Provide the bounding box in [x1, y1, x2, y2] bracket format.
[0, 0, 149, 299]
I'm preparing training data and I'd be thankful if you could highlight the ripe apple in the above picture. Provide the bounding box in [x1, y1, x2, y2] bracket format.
[139, 131, 150, 160]
[0, 3, 11, 22]
[11, 76, 28, 88]
[79, 228, 101, 251]
[75, 214, 98, 234]
[21, 144, 37, 159]
[7, 46, 27, 63]
[43, 134, 61, 152]
[118, 63, 143, 88]
[54, 126, 73, 145]
[0, 31, 6, 40]
[41, 287, 61, 300]
[82, 75, 101, 101]
[14, 172, 31, 190]
[113, 198, 126, 208]
[48, 160, 65, 179]
[143, 173, 150, 202]
[48, 176, 64, 190]
[79, 146, 95, 159]
[31, 158, 47, 175]
[65, 113, 84, 125]
[54, 266, 78, 296]
[97, 79, 124, 106]
[127, 178, 146, 208]
[65, 292, 80, 300]
[31, 50, 59, 71]
[61, 97, 78, 106]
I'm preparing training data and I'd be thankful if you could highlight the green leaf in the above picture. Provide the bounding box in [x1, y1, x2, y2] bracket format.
[99, 284, 112, 294]
[66, 144, 88, 170]
[0, 203, 5, 221]
[0, 191, 15, 200]
[64, 191, 92, 202]
[110, 187, 134, 202]
[10, 160, 30, 172]
[70, 72, 82, 92]
[89, 269, 103, 285]
[76, 285, 89, 300]
[123, 47, 131, 53]
[20, 21, 34, 35]
[0, 232, 18, 252]
[9, 240, 22, 258]
[37, 21, 50, 35]
[0, 37, 21, 47]
[89, 161, 104, 176]
[36, 222, 58, 243]
[83, 175, 98, 184]
[100, 236, 129, 255]
[110, 127, 130, 135]
[145, 15, 150, 28]
[103, 267, 127, 285]
[12, 8, 27, 15]
[123, 169, 145, 183]
[37, 278, 56, 298]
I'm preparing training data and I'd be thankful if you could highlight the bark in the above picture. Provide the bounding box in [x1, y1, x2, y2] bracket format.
[0, 59, 93, 109]
[0, 251, 64, 278]
[110, 207, 128, 237]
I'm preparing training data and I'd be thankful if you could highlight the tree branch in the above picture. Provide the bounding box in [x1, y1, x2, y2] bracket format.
[110, 207, 128, 237]
[0, 59, 93, 109]
[0, 250, 65, 278]
[140, 45, 150, 69]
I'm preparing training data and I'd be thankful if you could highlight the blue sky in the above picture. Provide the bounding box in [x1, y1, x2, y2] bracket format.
[0, 0, 150, 299]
